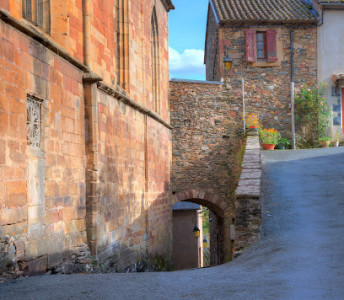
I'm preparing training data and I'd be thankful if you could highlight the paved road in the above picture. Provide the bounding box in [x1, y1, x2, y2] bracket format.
[1, 148, 344, 299]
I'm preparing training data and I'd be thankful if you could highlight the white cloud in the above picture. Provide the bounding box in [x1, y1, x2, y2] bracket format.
[169, 47, 205, 79]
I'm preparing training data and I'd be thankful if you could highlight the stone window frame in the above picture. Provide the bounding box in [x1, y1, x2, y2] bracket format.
[22, 0, 51, 34]
[26, 95, 43, 150]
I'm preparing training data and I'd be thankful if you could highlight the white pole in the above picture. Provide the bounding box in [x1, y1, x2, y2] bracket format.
[291, 82, 296, 149]
[242, 78, 245, 131]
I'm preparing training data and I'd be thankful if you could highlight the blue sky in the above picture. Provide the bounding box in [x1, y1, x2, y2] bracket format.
[169, 0, 209, 80]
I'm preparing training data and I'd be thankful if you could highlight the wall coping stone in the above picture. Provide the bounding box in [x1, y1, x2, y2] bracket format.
[235, 134, 262, 199]
[170, 78, 223, 85]
[98, 82, 173, 130]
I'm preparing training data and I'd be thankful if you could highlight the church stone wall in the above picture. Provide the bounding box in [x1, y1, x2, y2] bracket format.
[0, 19, 87, 275]
[0, 0, 173, 276]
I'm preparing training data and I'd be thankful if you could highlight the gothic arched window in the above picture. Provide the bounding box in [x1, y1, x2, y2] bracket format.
[116, 0, 129, 90]
[151, 7, 160, 114]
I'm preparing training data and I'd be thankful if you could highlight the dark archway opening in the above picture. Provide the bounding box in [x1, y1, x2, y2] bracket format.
[172, 199, 225, 270]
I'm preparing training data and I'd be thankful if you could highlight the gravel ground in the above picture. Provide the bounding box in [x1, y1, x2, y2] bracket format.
[1, 147, 344, 300]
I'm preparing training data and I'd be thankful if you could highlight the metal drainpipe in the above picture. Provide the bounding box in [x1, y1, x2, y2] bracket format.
[241, 31, 246, 132]
[290, 27, 296, 149]
[83, 0, 91, 67]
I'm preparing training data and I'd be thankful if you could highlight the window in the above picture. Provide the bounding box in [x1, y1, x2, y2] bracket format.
[151, 7, 160, 114]
[26, 96, 42, 149]
[22, 0, 50, 33]
[246, 29, 277, 63]
[256, 32, 267, 60]
[116, 0, 129, 90]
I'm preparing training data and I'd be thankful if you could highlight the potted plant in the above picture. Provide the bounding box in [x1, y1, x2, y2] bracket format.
[259, 128, 281, 150]
[331, 128, 342, 147]
[276, 138, 291, 150]
[245, 113, 261, 129]
[318, 136, 331, 148]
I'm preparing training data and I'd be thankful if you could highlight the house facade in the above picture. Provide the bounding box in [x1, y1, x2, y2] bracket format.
[172, 201, 203, 270]
[205, 0, 319, 137]
[313, 0, 344, 131]
[0, 0, 174, 275]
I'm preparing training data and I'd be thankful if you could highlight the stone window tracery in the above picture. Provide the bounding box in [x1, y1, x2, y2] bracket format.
[26, 96, 42, 149]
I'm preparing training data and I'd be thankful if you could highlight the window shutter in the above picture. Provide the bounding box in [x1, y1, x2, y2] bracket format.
[267, 30, 277, 62]
[245, 29, 256, 62]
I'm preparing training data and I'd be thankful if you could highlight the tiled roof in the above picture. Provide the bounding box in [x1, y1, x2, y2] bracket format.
[172, 201, 201, 211]
[318, 0, 344, 2]
[210, 0, 317, 24]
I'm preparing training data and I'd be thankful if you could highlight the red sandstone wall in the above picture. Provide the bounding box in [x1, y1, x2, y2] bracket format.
[146, 118, 172, 257]
[4, 1, 170, 121]
[0, 0, 173, 274]
[128, 0, 170, 120]
[0, 20, 86, 274]
[94, 90, 172, 268]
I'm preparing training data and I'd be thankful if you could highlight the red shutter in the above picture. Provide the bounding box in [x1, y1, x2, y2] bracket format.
[245, 29, 256, 62]
[267, 30, 277, 62]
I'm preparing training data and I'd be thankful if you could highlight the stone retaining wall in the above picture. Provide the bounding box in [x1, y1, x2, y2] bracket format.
[234, 132, 262, 253]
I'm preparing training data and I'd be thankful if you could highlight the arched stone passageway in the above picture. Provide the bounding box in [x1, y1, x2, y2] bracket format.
[172, 189, 233, 265]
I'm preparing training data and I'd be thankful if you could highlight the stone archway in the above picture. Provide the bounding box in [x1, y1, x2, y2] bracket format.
[172, 189, 233, 265]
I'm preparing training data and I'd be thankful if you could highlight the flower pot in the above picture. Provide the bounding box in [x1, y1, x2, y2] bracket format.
[262, 144, 275, 150]
[332, 141, 339, 147]
[319, 141, 330, 148]
[249, 126, 258, 129]
[276, 143, 286, 150]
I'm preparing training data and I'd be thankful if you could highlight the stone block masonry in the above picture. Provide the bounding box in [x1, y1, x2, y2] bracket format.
[0, 17, 86, 276]
[0, 0, 173, 276]
[234, 132, 262, 253]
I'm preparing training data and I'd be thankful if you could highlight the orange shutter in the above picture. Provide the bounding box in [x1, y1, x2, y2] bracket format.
[267, 30, 277, 62]
[245, 29, 256, 62]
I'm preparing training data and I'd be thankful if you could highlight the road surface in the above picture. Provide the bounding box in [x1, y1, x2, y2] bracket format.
[1, 147, 344, 299]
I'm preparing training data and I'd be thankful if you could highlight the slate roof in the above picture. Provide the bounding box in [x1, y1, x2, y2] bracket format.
[161, 0, 175, 11]
[210, 0, 318, 24]
[172, 201, 201, 211]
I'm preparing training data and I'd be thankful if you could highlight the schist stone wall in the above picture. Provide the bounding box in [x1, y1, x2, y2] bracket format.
[222, 27, 317, 137]
[170, 79, 245, 262]
[170, 79, 243, 210]
[0, 0, 173, 276]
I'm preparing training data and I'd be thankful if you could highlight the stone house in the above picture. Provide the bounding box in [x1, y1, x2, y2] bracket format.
[205, 0, 319, 137]
[172, 201, 203, 270]
[0, 0, 174, 275]
[170, 0, 327, 263]
[312, 0, 344, 131]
